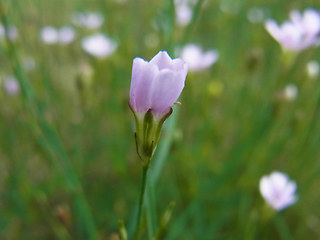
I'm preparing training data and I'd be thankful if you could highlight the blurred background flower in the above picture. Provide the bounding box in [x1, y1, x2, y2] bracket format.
[0, 22, 18, 41]
[283, 84, 298, 101]
[260, 171, 298, 211]
[265, 9, 320, 51]
[58, 26, 76, 45]
[2, 76, 20, 95]
[40, 26, 58, 44]
[81, 33, 118, 58]
[178, 44, 219, 71]
[175, 0, 193, 26]
[40, 25, 76, 45]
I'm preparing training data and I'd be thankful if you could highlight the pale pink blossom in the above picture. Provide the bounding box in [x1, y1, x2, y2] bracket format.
[2, 76, 20, 95]
[81, 33, 118, 58]
[175, 3, 193, 26]
[260, 171, 298, 211]
[40, 26, 76, 45]
[58, 25, 76, 44]
[179, 44, 218, 71]
[129, 51, 188, 119]
[0, 22, 18, 40]
[40, 26, 58, 44]
[265, 9, 320, 51]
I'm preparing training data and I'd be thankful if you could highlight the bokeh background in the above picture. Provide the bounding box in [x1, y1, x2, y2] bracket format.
[1, 0, 320, 239]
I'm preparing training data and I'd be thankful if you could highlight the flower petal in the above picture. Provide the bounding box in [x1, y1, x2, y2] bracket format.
[302, 9, 320, 36]
[150, 51, 175, 70]
[265, 19, 282, 41]
[259, 176, 274, 201]
[129, 57, 159, 113]
[150, 66, 187, 118]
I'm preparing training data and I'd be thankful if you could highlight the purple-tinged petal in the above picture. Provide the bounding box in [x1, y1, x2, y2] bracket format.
[259, 176, 274, 201]
[265, 19, 282, 41]
[302, 9, 320, 35]
[290, 10, 302, 26]
[202, 50, 219, 69]
[259, 171, 298, 211]
[130, 57, 159, 114]
[270, 171, 289, 191]
[150, 51, 176, 70]
[150, 65, 187, 118]
[179, 44, 218, 71]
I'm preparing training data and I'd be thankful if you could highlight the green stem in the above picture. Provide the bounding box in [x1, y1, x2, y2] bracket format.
[134, 167, 149, 240]
[274, 213, 293, 240]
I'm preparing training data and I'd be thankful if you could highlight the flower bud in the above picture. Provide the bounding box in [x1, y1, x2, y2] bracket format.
[129, 51, 188, 167]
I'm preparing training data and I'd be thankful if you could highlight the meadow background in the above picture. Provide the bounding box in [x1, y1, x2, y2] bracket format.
[1, 0, 320, 239]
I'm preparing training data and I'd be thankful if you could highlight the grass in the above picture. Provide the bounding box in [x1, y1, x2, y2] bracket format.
[0, 0, 320, 239]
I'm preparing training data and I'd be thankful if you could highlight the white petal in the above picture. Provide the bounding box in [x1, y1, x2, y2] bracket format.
[259, 176, 274, 200]
[175, 3, 193, 26]
[265, 20, 282, 41]
[40, 26, 58, 44]
[302, 9, 320, 36]
[58, 26, 76, 44]
[81, 33, 117, 58]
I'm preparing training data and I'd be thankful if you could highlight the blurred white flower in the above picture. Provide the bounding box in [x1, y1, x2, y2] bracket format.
[58, 25, 76, 45]
[71, 12, 104, 29]
[178, 44, 219, 71]
[175, 3, 193, 26]
[260, 171, 297, 211]
[81, 33, 117, 58]
[307, 60, 319, 78]
[247, 7, 265, 24]
[40, 26, 76, 45]
[40, 26, 58, 44]
[283, 84, 298, 101]
[7, 25, 18, 40]
[2, 76, 20, 95]
[265, 9, 320, 51]
[0, 23, 18, 40]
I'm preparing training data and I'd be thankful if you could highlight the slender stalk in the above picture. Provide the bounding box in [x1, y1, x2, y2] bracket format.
[274, 214, 293, 240]
[134, 167, 149, 240]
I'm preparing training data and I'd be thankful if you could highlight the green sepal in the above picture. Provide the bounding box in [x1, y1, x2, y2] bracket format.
[129, 103, 173, 168]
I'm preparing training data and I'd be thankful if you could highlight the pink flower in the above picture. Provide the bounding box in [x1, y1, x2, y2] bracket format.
[265, 9, 320, 51]
[129, 51, 188, 119]
[259, 171, 298, 211]
[175, 3, 193, 26]
[179, 44, 219, 71]
[2, 76, 20, 95]
[129, 51, 188, 167]
[81, 33, 117, 58]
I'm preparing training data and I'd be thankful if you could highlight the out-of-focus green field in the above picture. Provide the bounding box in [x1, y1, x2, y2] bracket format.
[1, 0, 320, 239]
